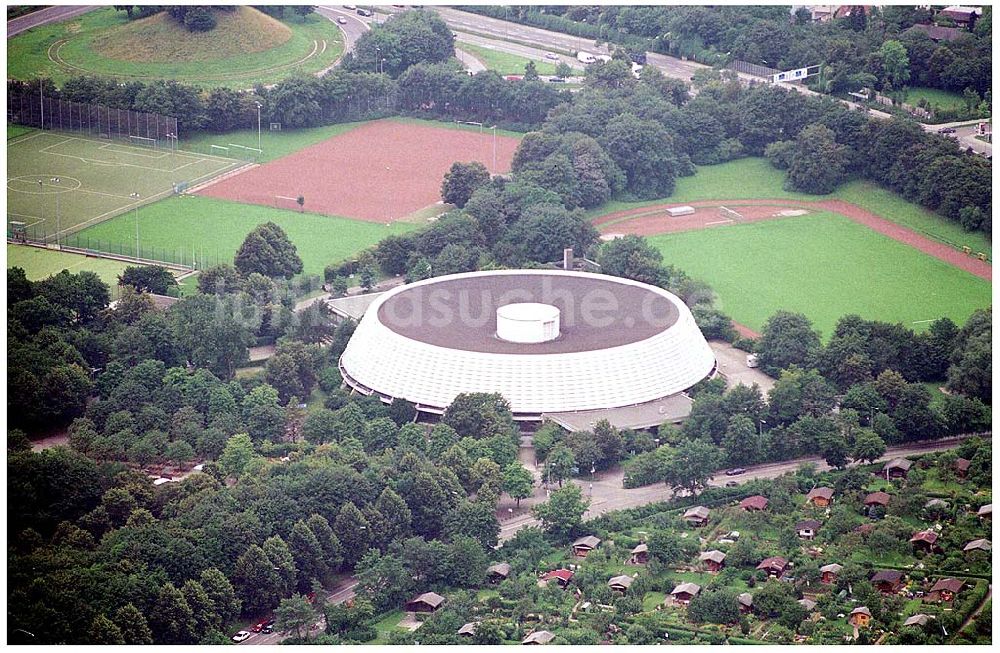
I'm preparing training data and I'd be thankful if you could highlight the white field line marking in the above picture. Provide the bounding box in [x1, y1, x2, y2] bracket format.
[98, 142, 170, 160]
[705, 219, 734, 226]
[7, 131, 46, 146]
[32, 133, 241, 164]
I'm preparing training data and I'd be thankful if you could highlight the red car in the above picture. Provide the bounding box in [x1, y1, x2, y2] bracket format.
[250, 621, 267, 633]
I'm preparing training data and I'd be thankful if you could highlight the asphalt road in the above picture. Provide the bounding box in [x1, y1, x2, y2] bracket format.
[497, 434, 980, 542]
[238, 578, 359, 645]
[6, 5, 98, 38]
[314, 6, 369, 62]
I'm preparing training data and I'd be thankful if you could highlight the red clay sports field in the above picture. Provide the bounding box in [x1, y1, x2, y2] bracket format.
[197, 119, 520, 222]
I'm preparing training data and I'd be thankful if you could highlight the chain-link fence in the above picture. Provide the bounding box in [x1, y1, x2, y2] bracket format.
[7, 95, 179, 145]
[727, 59, 782, 79]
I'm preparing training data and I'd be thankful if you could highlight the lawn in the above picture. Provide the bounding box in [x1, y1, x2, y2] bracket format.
[833, 181, 991, 258]
[181, 122, 368, 163]
[8, 243, 135, 287]
[71, 195, 417, 276]
[7, 6, 343, 88]
[7, 131, 240, 243]
[647, 212, 992, 337]
[584, 158, 818, 218]
[180, 117, 524, 164]
[458, 42, 558, 76]
[586, 158, 992, 259]
[371, 610, 407, 644]
[904, 86, 966, 112]
[7, 124, 33, 139]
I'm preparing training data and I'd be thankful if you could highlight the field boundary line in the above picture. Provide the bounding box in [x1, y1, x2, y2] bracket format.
[7, 131, 44, 146]
[23, 131, 242, 165]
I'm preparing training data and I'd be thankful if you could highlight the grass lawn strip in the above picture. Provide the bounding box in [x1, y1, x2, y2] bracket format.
[647, 212, 991, 337]
[458, 42, 558, 76]
[8, 243, 138, 287]
[73, 195, 418, 276]
[904, 86, 966, 112]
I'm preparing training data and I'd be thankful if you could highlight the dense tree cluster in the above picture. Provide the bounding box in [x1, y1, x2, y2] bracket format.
[462, 5, 992, 100]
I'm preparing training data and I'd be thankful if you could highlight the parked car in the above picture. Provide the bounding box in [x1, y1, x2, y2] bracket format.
[548, 77, 566, 83]
[250, 621, 267, 633]
[725, 480, 739, 487]
[356, 8, 372, 17]
[725, 468, 746, 476]
[232, 631, 251, 642]
[544, 52, 560, 60]
[262, 621, 275, 634]
[940, 127, 957, 134]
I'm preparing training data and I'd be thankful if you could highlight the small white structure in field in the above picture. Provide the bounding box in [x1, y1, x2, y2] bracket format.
[666, 206, 695, 217]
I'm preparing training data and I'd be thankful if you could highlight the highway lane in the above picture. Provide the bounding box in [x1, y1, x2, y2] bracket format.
[315, 6, 370, 67]
[6, 5, 98, 38]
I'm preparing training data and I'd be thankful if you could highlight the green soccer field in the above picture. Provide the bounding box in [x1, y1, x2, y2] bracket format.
[72, 195, 419, 276]
[648, 213, 992, 337]
[7, 244, 137, 287]
[7, 131, 241, 242]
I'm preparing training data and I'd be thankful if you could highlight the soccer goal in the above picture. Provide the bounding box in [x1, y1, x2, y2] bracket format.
[129, 135, 156, 149]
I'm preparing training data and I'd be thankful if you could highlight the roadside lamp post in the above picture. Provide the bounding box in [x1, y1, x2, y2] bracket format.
[758, 418, 767, 435]
[255, 103, 262, 152]
[130, 192, 140, 258]
[51, 177, 61, 246]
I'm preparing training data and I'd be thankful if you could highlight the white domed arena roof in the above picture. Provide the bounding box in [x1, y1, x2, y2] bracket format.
[339, 270, 716, 418]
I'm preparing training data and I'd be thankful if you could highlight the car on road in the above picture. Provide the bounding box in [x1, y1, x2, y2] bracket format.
[725, 468, 746, 476]
[336, 16, 348, 24]
[544, 52, 559, 60]
[262, 621, 275, 634]
[548, 77, 566, 83]
[343, 5, 356, 9]
[250, 621, 267, 633]
[232, 631, 251, 643]
[356, 8, 372, 17]
[940, 127, 957, 134]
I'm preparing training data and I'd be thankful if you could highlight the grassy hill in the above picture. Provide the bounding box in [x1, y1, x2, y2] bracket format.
[90, 7, 291, 63]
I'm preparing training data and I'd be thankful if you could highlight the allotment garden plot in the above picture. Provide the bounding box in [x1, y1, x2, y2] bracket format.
[197, 119, 522, 223]
[7, 130, 240, 242]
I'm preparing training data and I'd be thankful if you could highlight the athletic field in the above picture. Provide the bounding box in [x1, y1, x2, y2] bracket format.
[648, 213, 991, 337]
[7, 130, 241, 242]
[74, 195, 418, 276]
[7, 244, 136, 287]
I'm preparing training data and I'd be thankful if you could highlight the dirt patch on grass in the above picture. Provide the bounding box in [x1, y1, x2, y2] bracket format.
[198, 119, 521, 223]
[90, 7, 291, 63]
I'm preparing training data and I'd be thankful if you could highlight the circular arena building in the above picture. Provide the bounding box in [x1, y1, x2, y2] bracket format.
[339, 270, 717, 428]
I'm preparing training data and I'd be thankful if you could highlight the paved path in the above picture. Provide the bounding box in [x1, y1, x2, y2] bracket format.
[498, 434, 980, 541]
[239, 577, 359, 645]
[455, 47, 487, 74]
[6, 5, 97, 38]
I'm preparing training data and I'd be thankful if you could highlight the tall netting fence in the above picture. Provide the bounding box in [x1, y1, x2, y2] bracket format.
[7, 95, 178, 145]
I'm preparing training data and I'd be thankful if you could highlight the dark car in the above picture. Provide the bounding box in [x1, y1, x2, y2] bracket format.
[940, 128, 957, 134]
[725, 480, 739, 487]
[725, 468, 746, 476]
[548, 77, 566, 83]
[262, 620, 276, 634]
